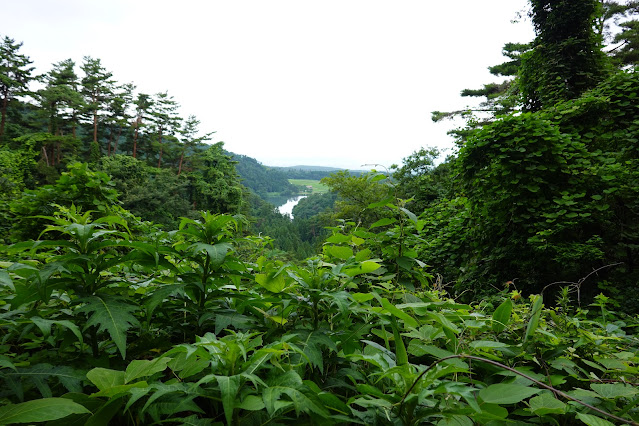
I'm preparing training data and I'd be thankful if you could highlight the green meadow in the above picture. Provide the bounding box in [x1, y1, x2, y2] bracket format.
[289, 179, 329, 194]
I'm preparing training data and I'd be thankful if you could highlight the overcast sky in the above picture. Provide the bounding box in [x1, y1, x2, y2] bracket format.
[4, 1, 534, 169]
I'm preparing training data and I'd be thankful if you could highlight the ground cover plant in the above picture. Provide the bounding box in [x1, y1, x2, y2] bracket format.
[0, 188, 638, 425]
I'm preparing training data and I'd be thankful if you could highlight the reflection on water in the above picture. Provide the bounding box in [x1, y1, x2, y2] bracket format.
[276, 195, 307, 218]
[263, 194, 291, 208]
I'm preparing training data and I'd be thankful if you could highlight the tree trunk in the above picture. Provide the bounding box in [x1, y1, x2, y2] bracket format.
[41, 146, 50, 166]
[93, 110, 98, 143]
[107, 128, 113, 155]
[0, 94, 8, 140]
[72, 110, 78, 138]
[178, 145, 186, 176]
[113, 125, 122, 155]
[157, 128, 163, 168]
[133, 117, 140, 158]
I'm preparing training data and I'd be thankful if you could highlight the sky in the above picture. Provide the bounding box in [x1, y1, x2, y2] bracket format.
[3, 1, 535, 170]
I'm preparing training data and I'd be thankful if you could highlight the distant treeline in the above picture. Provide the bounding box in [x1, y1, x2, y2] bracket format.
[273, 167, 366, 180]
[229, 153, 297, 197]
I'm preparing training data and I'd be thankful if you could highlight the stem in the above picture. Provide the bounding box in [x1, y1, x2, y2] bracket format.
[200, 255, 211, 309]
[90, 327, 99, 358]
[399, 354, 639, 425]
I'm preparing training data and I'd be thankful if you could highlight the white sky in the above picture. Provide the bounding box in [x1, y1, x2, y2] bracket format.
[3, 1, 534, 169]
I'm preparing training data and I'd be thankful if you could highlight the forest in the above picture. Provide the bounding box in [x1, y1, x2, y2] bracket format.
[0, 0, 639, 424]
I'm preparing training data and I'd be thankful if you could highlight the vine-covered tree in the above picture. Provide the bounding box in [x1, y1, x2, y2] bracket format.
[519, 0, 611, 110]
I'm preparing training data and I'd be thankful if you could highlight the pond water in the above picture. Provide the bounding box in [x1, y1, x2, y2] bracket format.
[275, 195, 307, 218]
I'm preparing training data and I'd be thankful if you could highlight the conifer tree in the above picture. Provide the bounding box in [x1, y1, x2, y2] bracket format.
[149, 91, 180, 168]
[80, 56, 114, 153]
[0, 36, 34, 141]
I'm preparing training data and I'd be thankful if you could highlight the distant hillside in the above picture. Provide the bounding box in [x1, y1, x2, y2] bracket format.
[274, 165, 367, 180]
[228, 153, 297, 197]
[281, 165, 344, 172]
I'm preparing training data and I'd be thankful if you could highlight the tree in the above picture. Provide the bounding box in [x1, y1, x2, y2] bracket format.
[0, 36, 34, 141]
[519, 0, 611, 110]
[105, 83, 134, 156]
[321, 171, 391, 227]
[131, 93, 151, 159]
[148, 91, 180, 168]
[37, 59, 84, 165]
[186, 142, 243, 214]
[604, 1, 639, 67]
[177, 115, 213, 176]
[80, 56, 114, 153]
[391, 147, 453, 213]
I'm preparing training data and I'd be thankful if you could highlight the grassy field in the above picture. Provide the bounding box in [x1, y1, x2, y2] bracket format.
[289, 179, 329, 194]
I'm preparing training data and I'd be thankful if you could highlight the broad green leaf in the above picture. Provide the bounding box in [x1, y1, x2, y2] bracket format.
[528, 392, 567, 416]
[262, 386, 329, 418]
[83, 397, 125, 426]
[87, 368, 125, 391]
[189, 242, 232, 268]
[479, 384, 542, 404]
[30, 317, 83, 344]
[342, 260, 381, 277]
[254, 273, 285, 293]
[399, 207, 418, 225]
[351, 292, 375, 303]
[437, 415, 473, 426]
[590, 383, 639, 399]
[524, 295, 543, 342]
[326, 245, 353, 260]
[492, 299, 512, 333]
[216, 375, 240, 425]
[0, 355, 17, 372]
[124, 357, 171, 383]
[168, 414, 213, 425]
[380, 298, 418, 328]
[76, 296, 139, 359]
[235, 395, 265, 411]
[0, 398, 90, 424]
[390, 318, 408, 366]
[325, 234, 351, 244]
[369, 217, 397, 229]
[426, 311, 460, 334]
[0, 270, 14, 290]
[3, 364, 86, 398]
[575, 413, 616, 426]
[469, 340, 510, 349]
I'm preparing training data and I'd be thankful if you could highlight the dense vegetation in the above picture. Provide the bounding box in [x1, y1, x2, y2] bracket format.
[1, 0, 639, 424]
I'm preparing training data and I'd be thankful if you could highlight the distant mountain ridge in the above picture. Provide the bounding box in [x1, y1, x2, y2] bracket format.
[274, 165, 367, 173]
[227, 150, 367, 196]
[276, 165, 344, 172]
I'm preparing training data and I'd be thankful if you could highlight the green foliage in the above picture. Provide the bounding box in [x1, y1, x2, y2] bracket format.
[231, 152, 297, 197]
[0, 35, 35, 142]
[418, 70, 639, 301]
[321, 170, 393, 227]
[1, 200, 638, 425]
[519, 0, 611, 109]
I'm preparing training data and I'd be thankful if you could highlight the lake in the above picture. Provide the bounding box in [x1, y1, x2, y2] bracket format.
[274, 195, 307, 218]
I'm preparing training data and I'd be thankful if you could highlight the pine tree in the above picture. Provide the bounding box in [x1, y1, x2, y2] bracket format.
[149, 91, 180, 168]
[80, 56, 114, 156]
[0, 36, 34, 141]
[132, 93, 151, 159]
